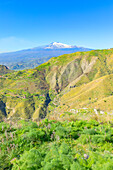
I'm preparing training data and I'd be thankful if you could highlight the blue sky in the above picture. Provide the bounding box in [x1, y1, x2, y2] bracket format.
[0, 0, 113, 52]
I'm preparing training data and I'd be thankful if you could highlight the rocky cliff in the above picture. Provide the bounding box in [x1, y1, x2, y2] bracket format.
[0, 49, 113, 121]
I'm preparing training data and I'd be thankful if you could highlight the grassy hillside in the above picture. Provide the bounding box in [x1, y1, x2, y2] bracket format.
[0, 48, 113, 120]
[0, 68, 49, 121]
[1, 48, 113, 169]
[56, 74, 113, 112]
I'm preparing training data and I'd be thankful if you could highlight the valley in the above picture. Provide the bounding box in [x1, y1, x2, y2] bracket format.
[1, 48, 113, 169]
[0, 48, 113, 121]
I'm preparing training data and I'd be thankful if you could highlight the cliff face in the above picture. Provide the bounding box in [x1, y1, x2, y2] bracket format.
[0, 49, 113, 121]
[47, 56, 98, 92]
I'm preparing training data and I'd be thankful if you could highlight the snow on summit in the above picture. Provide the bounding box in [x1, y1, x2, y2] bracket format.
[45, 42, 73, 49]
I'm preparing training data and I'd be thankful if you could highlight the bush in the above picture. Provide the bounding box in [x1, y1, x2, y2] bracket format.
[0, 119, 113, 169]
[12, 149, 42, 170]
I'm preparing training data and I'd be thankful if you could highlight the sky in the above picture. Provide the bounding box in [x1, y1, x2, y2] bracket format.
[0, 0, 113, 52]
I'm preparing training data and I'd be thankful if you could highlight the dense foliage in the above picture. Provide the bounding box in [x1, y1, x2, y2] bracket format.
[1, 119, 113, 169]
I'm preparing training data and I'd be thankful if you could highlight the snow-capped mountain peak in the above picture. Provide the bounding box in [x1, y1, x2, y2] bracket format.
[45, 42, 73, 49]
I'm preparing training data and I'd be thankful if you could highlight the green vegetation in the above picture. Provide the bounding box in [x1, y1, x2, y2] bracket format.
[1, 48, 113, 169]
[1, 48, 113, 121]
[1, 119, 113, 169]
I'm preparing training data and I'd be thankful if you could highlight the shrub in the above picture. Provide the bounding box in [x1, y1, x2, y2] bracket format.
[12, 149, 42, 170]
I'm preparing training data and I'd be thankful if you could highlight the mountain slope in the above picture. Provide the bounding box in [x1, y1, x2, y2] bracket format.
[0, 48, 113, 121]
[0, 42, 92, 70]
[57, 74, 113, 112]
[0, 65, 12, 75]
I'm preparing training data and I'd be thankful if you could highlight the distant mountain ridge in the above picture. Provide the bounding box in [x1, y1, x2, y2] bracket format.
[44, 42, 83, 49]
[45, 42, 73, 49]
[0, 42, 92, 70]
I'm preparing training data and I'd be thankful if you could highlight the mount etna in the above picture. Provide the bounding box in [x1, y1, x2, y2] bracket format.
[0, 42, 92, 70]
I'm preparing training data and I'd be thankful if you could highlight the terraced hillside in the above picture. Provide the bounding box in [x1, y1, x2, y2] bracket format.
[1, 48, 113, 121]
